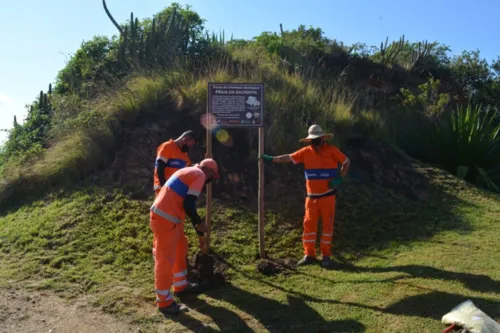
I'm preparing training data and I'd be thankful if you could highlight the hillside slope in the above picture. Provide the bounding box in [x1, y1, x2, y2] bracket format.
[1, 120, 499, 332]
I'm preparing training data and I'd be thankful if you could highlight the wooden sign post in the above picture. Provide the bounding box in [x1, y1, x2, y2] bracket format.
[204, 121, 213, 255]
[205, 82, 266, 258]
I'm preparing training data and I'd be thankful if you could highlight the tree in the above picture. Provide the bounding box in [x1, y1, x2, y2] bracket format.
[449, 50, 491, 96]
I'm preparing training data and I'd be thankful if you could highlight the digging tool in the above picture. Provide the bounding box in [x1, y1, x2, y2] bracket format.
[195, 235, 214, 281]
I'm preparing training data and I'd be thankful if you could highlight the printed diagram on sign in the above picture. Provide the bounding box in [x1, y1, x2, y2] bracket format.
[245, 96, 262, 121]
[246, 96, 260, 107]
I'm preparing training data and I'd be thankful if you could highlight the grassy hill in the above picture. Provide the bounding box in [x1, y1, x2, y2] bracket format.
[1, 2, 500, 332]
[1, 156, 499, 332]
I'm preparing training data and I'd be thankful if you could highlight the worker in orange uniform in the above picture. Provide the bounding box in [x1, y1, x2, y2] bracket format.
[153, 130, 198, 196]
[260, 124, 350, 268]
[151, 130, 199, 268]
[149, 158, 220, 315]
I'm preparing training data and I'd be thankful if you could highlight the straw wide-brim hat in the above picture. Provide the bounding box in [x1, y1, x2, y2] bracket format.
[299, 124, 334, 143]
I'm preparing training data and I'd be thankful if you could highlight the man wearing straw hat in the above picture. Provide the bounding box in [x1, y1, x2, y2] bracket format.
[260, 124, 350, 268]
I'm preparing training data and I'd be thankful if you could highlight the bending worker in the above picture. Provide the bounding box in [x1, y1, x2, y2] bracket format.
[149, 158, 219, 315]
[151, 130, 198, 265]
[261, 124, 350, 268]
[153, 130, 198, 196]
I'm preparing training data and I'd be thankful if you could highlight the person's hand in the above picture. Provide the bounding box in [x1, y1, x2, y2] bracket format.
[328, 177, 343, 189]
[196, 222, 208, 233]
[260, 154, 274, 165]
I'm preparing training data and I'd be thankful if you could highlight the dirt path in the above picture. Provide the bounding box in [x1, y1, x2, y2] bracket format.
[0, 288, 138, 333]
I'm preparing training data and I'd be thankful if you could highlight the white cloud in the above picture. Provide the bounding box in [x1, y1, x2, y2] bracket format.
[0, 93, 15, 107]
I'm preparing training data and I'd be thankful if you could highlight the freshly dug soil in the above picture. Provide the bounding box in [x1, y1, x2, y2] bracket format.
[187, 251, 229, 290]
[256, 258, 297, 276]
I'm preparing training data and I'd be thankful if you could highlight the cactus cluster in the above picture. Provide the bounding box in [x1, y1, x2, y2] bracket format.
[379, 35, 406, 65]
[36, 84, 52, 116]
[379, 35, 433, 69]
[103, 0, 192, 70]
[205, 30, 227, 45]
[410, 41, 432, 68]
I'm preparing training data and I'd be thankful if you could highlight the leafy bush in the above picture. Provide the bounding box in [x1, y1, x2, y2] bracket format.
[433, 104, 500, 192]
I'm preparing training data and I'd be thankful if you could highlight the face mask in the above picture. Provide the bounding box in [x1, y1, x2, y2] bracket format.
[311, 138, 323, 147]
[180, 144, 190, 153]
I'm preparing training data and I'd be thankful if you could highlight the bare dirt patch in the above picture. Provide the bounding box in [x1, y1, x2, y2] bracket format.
[0, 288, 138, 333]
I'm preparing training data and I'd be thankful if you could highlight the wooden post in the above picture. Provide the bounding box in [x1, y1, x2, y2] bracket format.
[258, 126, 265, 258]
[205, 119, 212, 255]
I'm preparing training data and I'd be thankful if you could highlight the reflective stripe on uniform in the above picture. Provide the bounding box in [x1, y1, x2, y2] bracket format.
[156, 294, 173, 303]
[173, 270, 187, 278]
[155, 289, 173, 298]
[150, 206, 182, 224]
[304, 168, 338, 180]
[166, 158, 188, 169]
[187, 189, 201, 196]
[173, 280, 188, 287]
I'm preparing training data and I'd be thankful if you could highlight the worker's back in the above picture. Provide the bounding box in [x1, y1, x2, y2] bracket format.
[150, 166, 206, 223]
[153, 139, 191, 192]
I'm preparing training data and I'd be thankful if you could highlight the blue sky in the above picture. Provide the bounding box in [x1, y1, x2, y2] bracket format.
[1, 0, 499, 144]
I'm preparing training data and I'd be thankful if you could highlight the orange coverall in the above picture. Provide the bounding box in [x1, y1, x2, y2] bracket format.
[149, 166, 206, 308]
[289, 144, 348, 257]
[153, 139, 191, 196]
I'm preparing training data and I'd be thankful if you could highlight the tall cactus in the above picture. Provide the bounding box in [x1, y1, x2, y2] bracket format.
[410, 40, 432, 69]
[102, 0, 141, 70]
[103, 0, 191, 70]
[379, 35, 405, 65]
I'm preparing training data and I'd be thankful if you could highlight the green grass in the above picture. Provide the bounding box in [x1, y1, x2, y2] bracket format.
[1, 168, 499, 332]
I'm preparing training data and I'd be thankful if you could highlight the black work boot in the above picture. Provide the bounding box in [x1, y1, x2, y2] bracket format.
[173, 282, 203, 297]
[297, 255, 317, 266]
[320, 256, 336, 269]
[158, 301, 189, 315]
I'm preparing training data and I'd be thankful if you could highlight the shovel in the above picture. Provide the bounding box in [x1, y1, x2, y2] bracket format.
[195, 235, 214, 281]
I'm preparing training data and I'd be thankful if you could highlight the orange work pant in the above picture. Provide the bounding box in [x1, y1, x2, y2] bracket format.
[150, 212, 189, 308]
[302, 195, 336, 257]
[152, 189, 160, 251]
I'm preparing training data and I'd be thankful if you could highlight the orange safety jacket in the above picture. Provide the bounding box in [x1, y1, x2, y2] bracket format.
[153, 139, 191, 192]
[289, 144, 348, 197]
[150, 166, 206, 224]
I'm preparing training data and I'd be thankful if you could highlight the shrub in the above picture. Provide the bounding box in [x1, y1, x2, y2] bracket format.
[433, 104, 500, 192]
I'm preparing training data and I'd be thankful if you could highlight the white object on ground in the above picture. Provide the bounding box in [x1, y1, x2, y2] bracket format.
[441, 300, 500, 333]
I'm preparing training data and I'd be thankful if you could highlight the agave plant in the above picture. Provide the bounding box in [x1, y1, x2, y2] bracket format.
[433, 104, 500, 192]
